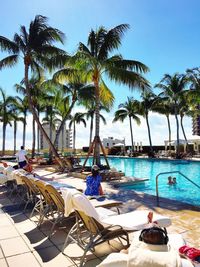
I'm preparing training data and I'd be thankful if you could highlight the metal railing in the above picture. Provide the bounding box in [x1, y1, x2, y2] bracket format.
[156, 171, 200, 205]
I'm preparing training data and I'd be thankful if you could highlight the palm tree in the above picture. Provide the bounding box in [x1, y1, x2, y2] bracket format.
[13, 96, 29, 147]
[69, 112, 86, 155]
[0, 15, 67, 169]
[152, 97, 174, 151]
[9, 100, 24, 155]
[73, 24, 150, 166]
[0, 88, 16, 155]
[155, 74, 189, 158]
[84, 103, 107, 147]
[113, 97, 141, 155]
[139, 91, 158, 156]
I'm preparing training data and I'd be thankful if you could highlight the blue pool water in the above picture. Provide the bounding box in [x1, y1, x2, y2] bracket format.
[82, 157, 200, 206]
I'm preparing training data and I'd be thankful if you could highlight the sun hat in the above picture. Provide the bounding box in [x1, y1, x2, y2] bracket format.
[92, 165, 100, 170]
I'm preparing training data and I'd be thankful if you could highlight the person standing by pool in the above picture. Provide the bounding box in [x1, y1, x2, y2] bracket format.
[85, 165, 103, 196]
[16, 146, 29, 169]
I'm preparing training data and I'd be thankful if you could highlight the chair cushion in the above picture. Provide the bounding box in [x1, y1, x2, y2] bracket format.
[102, 210, 171, 231]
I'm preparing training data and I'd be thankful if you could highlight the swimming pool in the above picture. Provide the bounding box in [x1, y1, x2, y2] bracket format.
[82, 157, 200, 207]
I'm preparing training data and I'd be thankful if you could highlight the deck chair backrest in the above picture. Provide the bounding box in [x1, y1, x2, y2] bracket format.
[76, 210, 104, 234]
[45, 184, 64, 212]
[33, 180, 53, 205]
[21, 176, 38, 195]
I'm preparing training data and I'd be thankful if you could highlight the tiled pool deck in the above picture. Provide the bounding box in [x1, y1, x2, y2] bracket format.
[0, 168, 200, 267]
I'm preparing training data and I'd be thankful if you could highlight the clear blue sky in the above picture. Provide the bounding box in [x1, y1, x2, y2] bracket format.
[1, 0, 200, 148]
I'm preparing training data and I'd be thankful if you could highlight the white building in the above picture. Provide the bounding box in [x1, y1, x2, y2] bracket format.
[40, 123, 72, 150]
[102, 137, 125, 148]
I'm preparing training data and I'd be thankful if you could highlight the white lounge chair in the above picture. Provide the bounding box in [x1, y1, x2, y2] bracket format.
[61, 189, 171, 266]
[97, 232, 193, 267]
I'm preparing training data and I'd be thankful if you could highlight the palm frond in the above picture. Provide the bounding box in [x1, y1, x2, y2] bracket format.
[0, 36, 19, 53]
[13, 33, 26, 52]
[0, 55, 18, 69]
[106, 67, 150, 91]
[107, 57, 149, 73]
[98, 24, 129, 60]
[99, 79, 115, 109]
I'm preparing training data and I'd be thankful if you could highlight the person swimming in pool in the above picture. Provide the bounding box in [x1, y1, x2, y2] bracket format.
[167, 176, 174, 185]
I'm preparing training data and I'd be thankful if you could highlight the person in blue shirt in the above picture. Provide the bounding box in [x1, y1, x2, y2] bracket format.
[85, 165, 103, 196]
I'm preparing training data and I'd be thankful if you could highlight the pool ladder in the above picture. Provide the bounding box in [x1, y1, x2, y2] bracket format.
[156, 171, 200, 206]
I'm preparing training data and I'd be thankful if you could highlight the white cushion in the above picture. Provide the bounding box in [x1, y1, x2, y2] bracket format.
[3, 166, 14, 176]
[102, 210, 171, 231]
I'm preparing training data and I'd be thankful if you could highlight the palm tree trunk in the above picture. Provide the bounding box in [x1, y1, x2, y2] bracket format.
[174, 103, 180, 158]
[24, 59, 65, 169]
[94, 80, 101, 165]
[166, 115, 171, 151]
[22, 114, 26, 147]
[89, 116, 93, 147]
[49, 114, 53, 163]
[37, 110, 40, 154]
[73, 121, 76, 155]
[180, 114, 188, 151]
[146, 112, 153, 154]
[2, 122, 6, 156]
[32, 117, 36, 158]
[54, 96, 77, 147]
[13, 120, 17, 155]
[61, 123, 64, 153]
[129, 116, 134, 155]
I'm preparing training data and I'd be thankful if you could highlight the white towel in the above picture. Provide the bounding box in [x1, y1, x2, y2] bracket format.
[3, 166, 15, 177]
[61, 188, 80, 217]
[61, 188, 101, 221]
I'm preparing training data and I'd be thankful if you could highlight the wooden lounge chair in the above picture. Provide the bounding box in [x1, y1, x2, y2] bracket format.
[31, 179, 56, 226]
[63, 208, 129, 267]
[61, 190, 171, 266]
[45, 184, 66, 235]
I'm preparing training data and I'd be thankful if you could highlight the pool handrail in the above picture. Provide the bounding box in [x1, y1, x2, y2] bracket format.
[156, 171, 200, 205]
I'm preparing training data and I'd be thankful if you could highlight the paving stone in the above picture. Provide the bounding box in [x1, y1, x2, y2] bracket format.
[0, 225, 19, 240]
[6, 252, 40, 267]
[0, 258, 8, 267]
[33, 246, 73, 266]
[0, 236, 30, 257]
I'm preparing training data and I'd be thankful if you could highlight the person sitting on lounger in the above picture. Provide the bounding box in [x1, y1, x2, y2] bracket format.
[121, 225, 182, 267]
[85, 165, 103, 196]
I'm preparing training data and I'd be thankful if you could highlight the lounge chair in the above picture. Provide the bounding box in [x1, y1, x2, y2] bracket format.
[45, 184, 66, 235]
[97, 232, 194, 267]
[61, 189, 171, 266]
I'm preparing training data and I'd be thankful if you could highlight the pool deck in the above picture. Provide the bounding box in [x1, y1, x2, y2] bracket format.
[0, 167, 200, 266]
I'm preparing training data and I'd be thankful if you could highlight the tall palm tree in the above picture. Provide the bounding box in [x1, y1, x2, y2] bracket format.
[139, 91, 158, 156]
[152, 97, 174, 151]
[69, 112, 86, 155]
[13, 96, 29, 147]
[0, 88, 16, 155]
[113, 97, 141, 155]
[0, 15, 67, 169]
[155, 74, 189, 158]
[84, 103, 108, 147]
[73, 24, 150, 166]
[9, 100, 24, 155]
